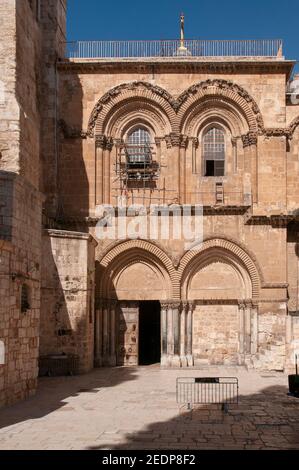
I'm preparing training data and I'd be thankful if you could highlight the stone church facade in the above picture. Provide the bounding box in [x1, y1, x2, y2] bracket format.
[1, 0, 299, 407]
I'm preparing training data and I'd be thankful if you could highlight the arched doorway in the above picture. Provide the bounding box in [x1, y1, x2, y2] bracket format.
[96, 242, 173, 367]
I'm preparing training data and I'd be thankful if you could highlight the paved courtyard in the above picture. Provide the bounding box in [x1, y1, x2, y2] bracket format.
[0, 366, 298, 450]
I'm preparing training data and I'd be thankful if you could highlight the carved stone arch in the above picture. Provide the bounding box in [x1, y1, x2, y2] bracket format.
[181, 249, 252, 301]
[176, 79, 264, 135]
[183, 98, 246, 137]
[105, 100, 169, 138]
[88, 81, 178, 137]
[178, 238, 262, 299]
[98, 239, 179, 299]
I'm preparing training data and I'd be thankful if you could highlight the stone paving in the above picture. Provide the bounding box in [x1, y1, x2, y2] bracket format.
[0, 366, 298, 450]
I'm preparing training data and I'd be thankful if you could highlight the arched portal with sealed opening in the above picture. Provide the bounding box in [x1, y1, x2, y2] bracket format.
[179, 238, 260, 366]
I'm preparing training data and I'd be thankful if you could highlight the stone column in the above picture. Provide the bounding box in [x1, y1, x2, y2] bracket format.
[172, 302, 181, 367]
[244, 301, 252, 355]
[186, 302, 195, 367]
[179, 136, 188, 204]
[180, 302, 188, 367]
[160, 302, 168, 367]
[94, 300, 103, 367]
[166, 302, 174, 358]
[103, 138, 113, 204]
[191, 138, 199, 176]
[165, 134, 180, 203]
[232, 137, 238, 173]
[250, 303, 258, 355]
[102, 300, 110, 365]
[109, 300, 117, 366]
[242, 133, 258, 204]
[238, 302, 245, 365]
[95, 135, 105, 206]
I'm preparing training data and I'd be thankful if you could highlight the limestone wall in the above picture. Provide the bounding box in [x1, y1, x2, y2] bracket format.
[40, 230, 97, 374]
[0, 0, 66, 407]
[193, 305, 239, 366]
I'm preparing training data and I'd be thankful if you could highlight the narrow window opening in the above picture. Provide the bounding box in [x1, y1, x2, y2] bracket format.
[203, 127, 225, 177]
[21, 284, 30, 313]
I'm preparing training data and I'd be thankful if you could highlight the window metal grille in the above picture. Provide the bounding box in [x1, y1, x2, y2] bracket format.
[203, 127, 225, 177]
[126, 128, 151, 164]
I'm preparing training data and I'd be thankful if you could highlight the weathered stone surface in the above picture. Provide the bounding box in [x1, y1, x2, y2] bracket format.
[1, 1, 299, 410]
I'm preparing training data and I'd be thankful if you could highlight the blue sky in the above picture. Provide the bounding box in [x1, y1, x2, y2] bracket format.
[67, 0, 298, 69]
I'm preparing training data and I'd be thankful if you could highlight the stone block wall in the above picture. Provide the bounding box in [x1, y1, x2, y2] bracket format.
[0, 174, 42, 407]
[0, 0, 66, 407]
[193, 305, 239, 366]
[40, 230, 97, 374]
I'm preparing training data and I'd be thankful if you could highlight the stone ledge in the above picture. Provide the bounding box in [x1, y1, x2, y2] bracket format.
[45, 228, 98, 246]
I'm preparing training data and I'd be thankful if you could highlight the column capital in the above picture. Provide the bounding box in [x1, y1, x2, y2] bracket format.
[110, 299, 118, 309]
[241, 131, 258, 148]
[160, 302, 170, 310]
[95, 135, 114, 150]
[168, 301, 181, 310]
[180, 301, 189, 312]
[155, 137, 163, 146]
[165, 133, 189, 149]
[106, 137, 114, 151]
[188, 301, 196, 312]
[95, 134, 107, 149]
[192, 137, 199, 149]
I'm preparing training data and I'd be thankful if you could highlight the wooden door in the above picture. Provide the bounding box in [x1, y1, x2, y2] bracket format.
[117, 302, 139, 366]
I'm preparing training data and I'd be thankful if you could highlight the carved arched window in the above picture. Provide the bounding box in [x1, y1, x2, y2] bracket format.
[203, 127, 226, 177]
[126, 127, 151, 166]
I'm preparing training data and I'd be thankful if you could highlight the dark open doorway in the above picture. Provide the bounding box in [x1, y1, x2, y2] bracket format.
[139, 301, 161, 365]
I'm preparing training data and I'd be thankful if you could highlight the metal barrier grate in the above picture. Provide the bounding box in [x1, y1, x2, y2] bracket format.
[176, 377, 239, 412]
[39, 355, 79, 377]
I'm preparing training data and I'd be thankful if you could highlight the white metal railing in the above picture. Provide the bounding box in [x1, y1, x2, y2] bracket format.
[63, 39, 283, 60]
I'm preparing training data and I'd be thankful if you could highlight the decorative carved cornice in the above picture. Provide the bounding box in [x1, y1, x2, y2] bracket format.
[262, 282, 288, 289]
[261, 116, 299, 140]
[288, 310, 299, 317]
[258, 298, 288, 304]
[245, 215, 292, 227]
[263, 128, 290, 138]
